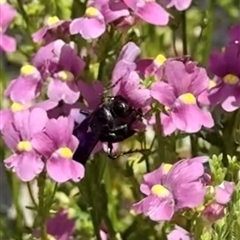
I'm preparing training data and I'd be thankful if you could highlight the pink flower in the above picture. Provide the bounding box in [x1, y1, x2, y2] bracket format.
[132, 158, 206, 221]
[167, 225, 193, 240]
[150, 59, 214, 135]
[33, 210, 75, 240]
[32, 40, 85, 104]
[32, 16, 70, 44]
[32, 116, 85, 183]
[0, 1, 16, 52]
[70, 7, 106, 39]
[1, 108, 48, 181]
[202, 181, 234, 224]
[4, 64, 42, 103]
[123, 0, 169, 26]
[164, 0, 192, 11]
[70, 0, 129, 39]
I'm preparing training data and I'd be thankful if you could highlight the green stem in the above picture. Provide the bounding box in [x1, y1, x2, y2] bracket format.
[181, 11, 188, 55]
[46, 182, 58, 208]
[89, 209, 101, 240]
[16, 0, 32, 34]
[37, 172, 48, 240]
[155, 112, 166, 167]
[202, 0, 215, 65]
[190, 135, 198, 157]
[27, 182, 38, 209]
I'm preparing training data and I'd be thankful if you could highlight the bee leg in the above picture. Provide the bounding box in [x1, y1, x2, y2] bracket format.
[107, 142, 119, 160]
[80, 109, 90, 116]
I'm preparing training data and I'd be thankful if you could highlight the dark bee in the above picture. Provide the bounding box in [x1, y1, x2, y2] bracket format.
[72, 95, 142, 165]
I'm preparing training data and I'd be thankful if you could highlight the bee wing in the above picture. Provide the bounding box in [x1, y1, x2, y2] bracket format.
[73, 115, 100, 165]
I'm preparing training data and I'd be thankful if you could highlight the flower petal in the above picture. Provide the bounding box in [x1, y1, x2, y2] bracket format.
[171, 104, 213, 133]
[31, 132, 56, 158]
[150, 81, 176, 106]
[133, 195, 174, 221]
[161, 113, 177, 136]
[29, 108, 48, 135]
[215, 181, 234, 205]
[45, 117, 74, 147]
[2, 122, 20, 150]
[46, 155, 84, 183]
[136, 2, 169, 26]
[166, 159, 204, 186]
[0, 34, 16, 52]
[175, 182, 205, 209]
[13, 152, 44, 181]
[140, 165, 166, 195]
[165, 60, 194, 95]
[208, 51, 227, 77]
[70, 17, 106, 39]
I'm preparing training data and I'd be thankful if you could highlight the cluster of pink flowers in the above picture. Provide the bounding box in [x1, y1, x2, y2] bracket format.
[0, 0, 239, 238]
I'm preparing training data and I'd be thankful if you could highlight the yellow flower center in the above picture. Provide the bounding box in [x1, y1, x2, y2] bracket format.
[195, 204, 205, 212]
[223, 74, 239, 85]
[46, 16, 60, 26]
[153, 54, 166, 66]
[57, 71, 74, 82]
[11, 102, 24, 111]
[208, 79, 217, 89]
[20, 64, 37, 76]
[57, 147, 73, 159]
[179, 93, 196, 104]
[17, 141, 32, 152]
[85, 7, 100, 17]
[0, 0, 6, 4]
[162, 163, 172, 174]
[151, 184, 169, 197]
[47, 234, 56, 240]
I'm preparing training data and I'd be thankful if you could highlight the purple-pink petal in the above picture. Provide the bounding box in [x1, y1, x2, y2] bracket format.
[47, 79, 80, 104]
[215, 181, 234, 205]
[166, 159, 204, 185]
[140, 165, 166, 195]
[171, 104, 214, 133]
[5, 152, 44, 182]
[136, 2, 169, 26]
[167, 0, 192, 11]
[160, 113, 177, 136]
[208, 51, 227, 77]
[150, 81, 176, 107]
[4, 76, 41, 103]
[78, 80, 103, 109]
[32, 27, 48, 43]
[45, 117, 74, 147]
[0, 109, 13, 131]
[31, 132, 56, 158]
[133, 195, 174, 221]
[46, 155, 84, 183]
[2, 121, 20, 150]
[0, 34, 16, 52]
[70, 17, 106, 39]
[174, 181, 205, 209]
[167, 225, 192, 240]
[46, 210, 75, 240]
[165, 60, 194, 95]
[0, 2, 16, 29]
[228, 24, 240, 43]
